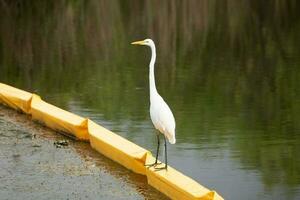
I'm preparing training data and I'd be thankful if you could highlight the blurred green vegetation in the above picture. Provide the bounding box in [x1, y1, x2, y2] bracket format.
[0, 0, 300, 197]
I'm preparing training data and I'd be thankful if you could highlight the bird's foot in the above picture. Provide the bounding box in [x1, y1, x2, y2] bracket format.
[154, 164, 168, 171]
[145, 162, 162, 168]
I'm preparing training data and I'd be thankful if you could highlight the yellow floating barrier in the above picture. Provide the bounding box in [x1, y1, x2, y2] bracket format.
[0, 82, 224, 200]
[0, 83, 33, 114]
[30, 94, 89, 141]
[89, 120, 223, 199]
[88, 120, 149, 175]
[146, 156, 223, 200]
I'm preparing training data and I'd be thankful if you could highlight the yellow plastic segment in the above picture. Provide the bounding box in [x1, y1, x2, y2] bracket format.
[30, 94, 89, 141]
[88, 120, 150, 175]
[146, 156, 224, 200]
[0, 83, 224, 199]
[0, 83, 33, 114]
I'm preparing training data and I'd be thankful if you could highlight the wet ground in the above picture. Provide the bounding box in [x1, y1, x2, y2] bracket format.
[0, 105, 168, 200]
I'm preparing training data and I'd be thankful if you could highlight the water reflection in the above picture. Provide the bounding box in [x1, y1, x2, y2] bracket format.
[1, 1, 300, 199]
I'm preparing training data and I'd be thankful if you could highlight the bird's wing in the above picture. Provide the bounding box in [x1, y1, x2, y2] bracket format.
[150, 96, 176, 139]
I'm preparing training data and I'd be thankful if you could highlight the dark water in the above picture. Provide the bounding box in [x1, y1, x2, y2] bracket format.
[1, 1, 300, 199]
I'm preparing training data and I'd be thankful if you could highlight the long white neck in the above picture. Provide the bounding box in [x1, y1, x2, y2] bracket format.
[149, 44, 158, 102]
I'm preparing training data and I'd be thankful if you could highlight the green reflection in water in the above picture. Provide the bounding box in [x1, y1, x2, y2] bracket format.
[1, 1, 300, 199]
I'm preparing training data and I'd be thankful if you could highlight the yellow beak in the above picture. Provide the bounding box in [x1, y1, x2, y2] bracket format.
[131, 40, 145, 45]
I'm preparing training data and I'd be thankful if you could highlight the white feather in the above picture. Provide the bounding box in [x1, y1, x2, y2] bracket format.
[145, 38, 176, 144]
[150, 94, 176, 144]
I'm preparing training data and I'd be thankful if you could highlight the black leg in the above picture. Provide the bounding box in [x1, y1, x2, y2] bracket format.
[164, 136, 168, 169]
[155, 133, 160, 163]
[145, 132, 161, 167]
[154, 136, 168, 171]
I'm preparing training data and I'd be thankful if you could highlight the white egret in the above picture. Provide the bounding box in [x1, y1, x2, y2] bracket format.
[131, 39, 176, 170]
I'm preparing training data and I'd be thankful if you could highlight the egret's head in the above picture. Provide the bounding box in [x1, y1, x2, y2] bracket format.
[131, 38, 154, 47]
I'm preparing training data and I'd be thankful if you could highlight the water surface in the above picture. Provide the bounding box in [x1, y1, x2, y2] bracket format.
[1, 1, 300, 199]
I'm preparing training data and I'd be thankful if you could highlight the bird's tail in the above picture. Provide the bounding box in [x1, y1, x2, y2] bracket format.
[167, 133, 176, 144]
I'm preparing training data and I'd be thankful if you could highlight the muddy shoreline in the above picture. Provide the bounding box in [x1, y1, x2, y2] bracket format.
[0, 105, 167, 200]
